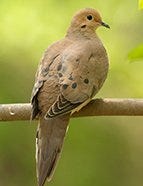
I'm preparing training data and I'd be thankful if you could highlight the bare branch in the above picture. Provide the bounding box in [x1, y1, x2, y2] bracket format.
[0, 98, 143, 122]
[0, 103, 31, 121]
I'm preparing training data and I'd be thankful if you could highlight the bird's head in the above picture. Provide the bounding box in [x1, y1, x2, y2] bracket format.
[67, 8, 110, 37]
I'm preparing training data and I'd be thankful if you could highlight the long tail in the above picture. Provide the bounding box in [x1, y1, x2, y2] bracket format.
[36, 114, 70, 186]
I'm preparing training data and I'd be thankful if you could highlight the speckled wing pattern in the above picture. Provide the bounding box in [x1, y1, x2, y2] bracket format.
[31, 38, 108, 120]
[44, 39, 108, 118]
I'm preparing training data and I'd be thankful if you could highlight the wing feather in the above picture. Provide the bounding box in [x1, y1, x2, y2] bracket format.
[45, 94, 80, 118]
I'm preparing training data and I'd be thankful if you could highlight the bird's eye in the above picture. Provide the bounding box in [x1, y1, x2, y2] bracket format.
[87, 15, 93, 20]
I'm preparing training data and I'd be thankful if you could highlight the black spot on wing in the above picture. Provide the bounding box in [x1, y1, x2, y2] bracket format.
[62, 84, 69, 90]
[84, 78, 89, 84]
[72, 82, 77, 89]
[76, 59, 80, 63]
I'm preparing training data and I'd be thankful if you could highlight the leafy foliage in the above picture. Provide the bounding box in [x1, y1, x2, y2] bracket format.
[128, 44, 143, 62]
[128, 1, 143, 62]
[139, 0, 143, 9]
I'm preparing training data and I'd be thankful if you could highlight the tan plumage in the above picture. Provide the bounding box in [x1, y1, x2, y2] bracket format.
[31, 8, 109, 186]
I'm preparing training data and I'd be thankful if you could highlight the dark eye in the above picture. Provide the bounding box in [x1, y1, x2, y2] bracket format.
[87, 15, 93, 20]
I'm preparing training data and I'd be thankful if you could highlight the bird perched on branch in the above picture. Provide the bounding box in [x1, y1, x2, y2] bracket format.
[31, 7, 109, 186]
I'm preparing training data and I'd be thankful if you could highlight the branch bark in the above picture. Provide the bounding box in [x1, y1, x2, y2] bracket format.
[0, 98, 143, 122]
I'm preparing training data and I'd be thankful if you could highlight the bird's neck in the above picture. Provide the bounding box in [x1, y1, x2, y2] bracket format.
[66, 26, 97, 40]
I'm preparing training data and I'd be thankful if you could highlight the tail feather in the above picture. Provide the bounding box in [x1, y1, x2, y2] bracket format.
[36, 114, 70, 186]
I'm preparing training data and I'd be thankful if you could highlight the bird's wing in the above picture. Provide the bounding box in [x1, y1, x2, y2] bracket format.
[31, 39, 73, 119]
[45, 41, 98, 118]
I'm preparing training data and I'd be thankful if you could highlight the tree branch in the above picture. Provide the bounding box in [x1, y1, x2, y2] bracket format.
[0, 98, 143, 122]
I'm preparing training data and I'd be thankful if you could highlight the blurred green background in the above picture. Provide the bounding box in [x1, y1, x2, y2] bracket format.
[0, 0, 143, 186]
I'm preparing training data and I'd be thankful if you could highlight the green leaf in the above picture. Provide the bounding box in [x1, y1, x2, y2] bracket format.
[139, 0, 143, 9]
[128, 44, 143, 62]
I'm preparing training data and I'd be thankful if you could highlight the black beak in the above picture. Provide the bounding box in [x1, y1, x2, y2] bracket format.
[101, 21, 110, 29]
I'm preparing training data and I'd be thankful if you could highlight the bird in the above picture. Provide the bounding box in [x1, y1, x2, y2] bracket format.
[31, 7, 109, 186]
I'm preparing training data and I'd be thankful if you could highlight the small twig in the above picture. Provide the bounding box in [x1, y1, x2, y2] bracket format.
[0, 98, 143, 122]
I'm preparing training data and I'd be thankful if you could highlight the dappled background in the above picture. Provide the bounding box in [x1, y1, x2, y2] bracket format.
[0, 0, 143, 186]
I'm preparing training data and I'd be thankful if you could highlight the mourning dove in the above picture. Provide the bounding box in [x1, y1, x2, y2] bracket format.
[31, 8, 109, 186]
